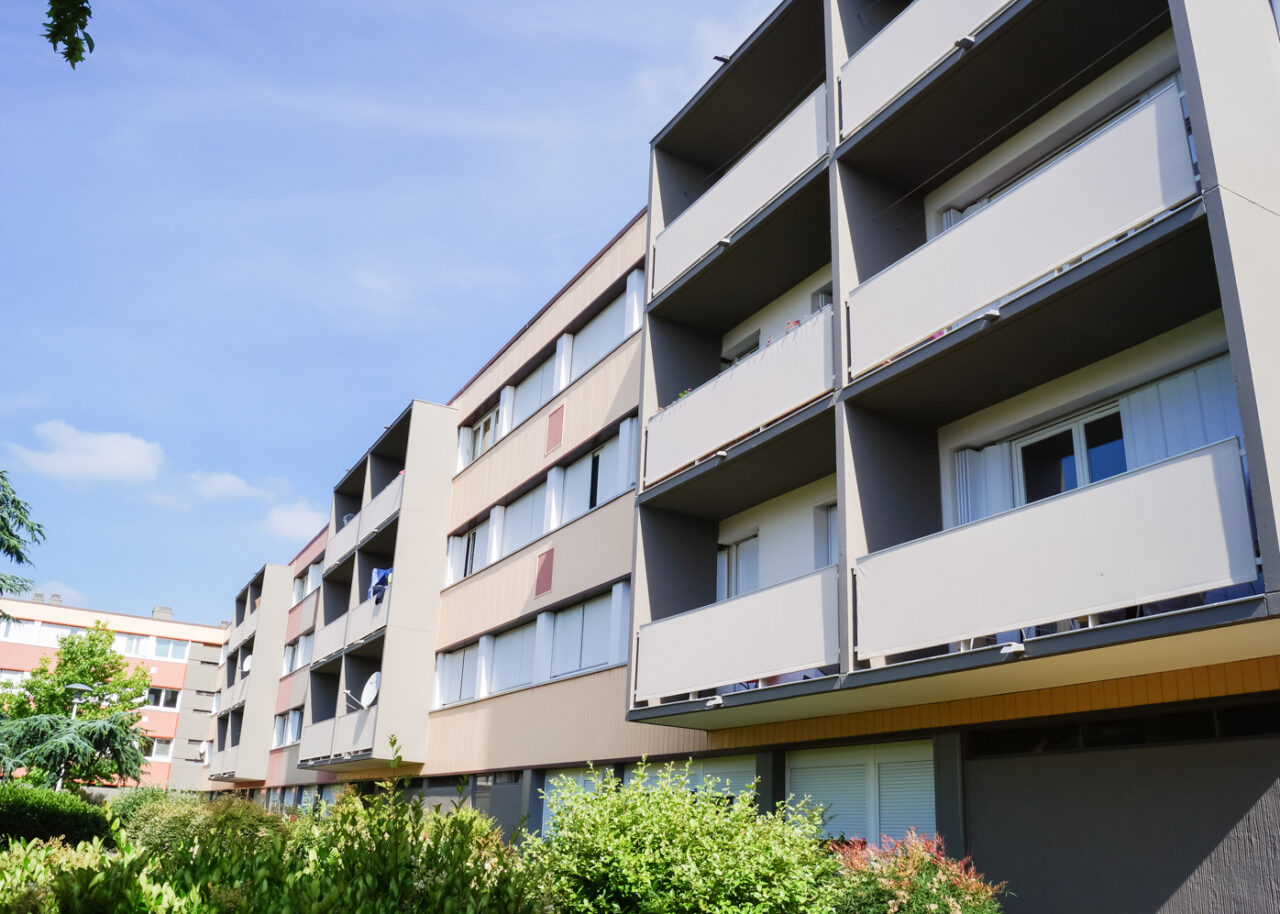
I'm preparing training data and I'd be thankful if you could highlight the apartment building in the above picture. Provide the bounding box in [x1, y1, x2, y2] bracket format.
[629, 0, 1280, 910]
[0, 595, 225, 790]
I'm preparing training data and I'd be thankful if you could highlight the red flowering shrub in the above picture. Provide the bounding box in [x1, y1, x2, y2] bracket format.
[830, 830, 1005, 914]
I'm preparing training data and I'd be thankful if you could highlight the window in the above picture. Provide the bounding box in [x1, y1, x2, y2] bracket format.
[570, 293, 626, 380]
[297, 633, 312, 667]
[716, 535, 759, 601]
[148, 738, 174, 761]
[3, 618, 37, 644]
[37, 624, 71, 648]
[1014, 407, 1126, 505]
[452, 518, 491, 581]
[273, 713, 287, 748]
[721, 332, 760, 371]
[281, 634, 312, 676]
[817, 504, 838, 569]
[501, 482, 548, 556]
[437, 644, 479, 705]
[273, 708, 303, 747]
[786, 741, 934, 840]
[282, 642, 296, 675]
[550, 594, 612, 678]
[470, 407, 499, 462]
[810, 283, 834, 314]
[489, 623, 536, 694]
[0, 669, 27, 686]
[113, 633, 147, 656]
[155, 638, 188, 661]
[563, 436, 620, 522]
[146, 687, 180, 709]
[513, 356, 555, 427]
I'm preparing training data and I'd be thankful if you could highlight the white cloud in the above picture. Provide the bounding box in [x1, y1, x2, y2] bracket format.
[262, 500, 328, 541]
[8, 420, 165, 483]
[189, 471, 270, 500]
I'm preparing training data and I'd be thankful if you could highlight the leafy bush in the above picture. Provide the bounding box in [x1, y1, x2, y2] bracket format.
[107, 785, 169, 827]
[831, 831, 1005, 914]
[0, 784, 111, 847]
[127, 793, 286, 870]
[526, 762, 842, 914]
[0, 837, 109, 913]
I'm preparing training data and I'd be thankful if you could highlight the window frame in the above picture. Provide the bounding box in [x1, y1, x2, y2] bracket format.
[1011, 402, 1124, 507]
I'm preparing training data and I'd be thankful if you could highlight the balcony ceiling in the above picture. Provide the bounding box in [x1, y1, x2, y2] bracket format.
[654, 0, 825, 169]
[843, 209, 1220, 427]
[839, 0, 1171, 194]
[648, 173, 831, 333]
[640, 399, 836, 519]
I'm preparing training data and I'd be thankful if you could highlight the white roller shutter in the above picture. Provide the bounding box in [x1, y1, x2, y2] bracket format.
[787, 741, 934, 840]
[877, 759, 936, 840]
[790, 757, 869, 840]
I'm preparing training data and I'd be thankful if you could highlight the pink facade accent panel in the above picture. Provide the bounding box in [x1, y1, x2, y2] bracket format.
[535, 549, 555, 596]
[141, 710, 179, 739]
[546, 406, 565, 453]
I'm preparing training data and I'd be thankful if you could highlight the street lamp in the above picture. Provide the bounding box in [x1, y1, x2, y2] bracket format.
[55, 684, 94, 791]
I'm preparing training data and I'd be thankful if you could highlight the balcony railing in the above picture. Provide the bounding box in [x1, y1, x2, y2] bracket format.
[299, 718, 335, 762]
[839, 0, 1016, 136]
[347, 592, 390, 645]
[210, 747, 237, 777]
[225, 676, 250, 709]
[313, 616, 347, 663]
[359, 474, 404, 541]
[644, 306, 834, 485]
[846, 82, 1198, 379]
[854, 439, 1256, 658]
[650, 85, 828, 294]
[326, 513, 359, 569]
[633, 565, 839, 702]
[332, 707, 377, 757]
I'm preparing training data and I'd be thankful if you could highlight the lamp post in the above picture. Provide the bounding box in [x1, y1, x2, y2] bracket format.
[54, 683, 93, 791]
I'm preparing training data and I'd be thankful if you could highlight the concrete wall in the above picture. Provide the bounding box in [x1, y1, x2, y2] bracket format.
[719, 475, 837, 590]
[720, 264, 831, 356]
[966, 737, 1280, 913]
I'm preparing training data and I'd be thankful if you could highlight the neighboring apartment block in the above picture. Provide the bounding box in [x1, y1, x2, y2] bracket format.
[627, 0, 1280, 910]
[0, 595, 226, 790]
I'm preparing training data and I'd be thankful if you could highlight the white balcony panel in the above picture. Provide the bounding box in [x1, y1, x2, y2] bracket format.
[326, 515, 359, 569]
[839, 0, 1016, 136]
[313, 617, 347, 663]
[651, 86, 828, 294]
[332, 708, 377, 756]
[211, 747, 237, 775]
[347, 593, 390, 645]
[847, 84, 1198, 379]
[855, 439, 1255, 658]
[634, 566, 838, 702]
[644, 307, 834, 485]
[299, 719, 335, 761]
[359, 474, 404, 541]
[226, 677, 250, 708]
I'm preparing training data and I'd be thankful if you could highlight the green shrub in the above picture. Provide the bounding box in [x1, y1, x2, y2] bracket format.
[127, 793, 286, 871]
[526, 761, 842, 914]
[0, 837, 109, 913]
[0, 784, 111, 847]
[107, 785, 169, 827]
[831, 831, 1005, 914]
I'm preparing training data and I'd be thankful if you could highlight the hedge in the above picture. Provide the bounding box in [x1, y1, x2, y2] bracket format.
[0, 784, 112, 847]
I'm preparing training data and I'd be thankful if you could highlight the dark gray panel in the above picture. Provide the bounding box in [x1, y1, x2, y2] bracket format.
[965, 737, 1280, 914]
[638, 507, 719, 620]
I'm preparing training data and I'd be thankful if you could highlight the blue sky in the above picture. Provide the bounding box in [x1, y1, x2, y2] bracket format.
[0, 0, 774, 626]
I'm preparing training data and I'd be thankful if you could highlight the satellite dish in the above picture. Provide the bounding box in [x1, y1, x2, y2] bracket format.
[241, 653, 253, 674]
[360, 671, 381, 708]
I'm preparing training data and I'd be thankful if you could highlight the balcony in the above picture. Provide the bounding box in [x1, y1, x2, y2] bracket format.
[634, 565, 838, 702]
[347, 592, 390, 646]
[332, 708, 377, 757]
[224, 676, 250, 709]
[209, 747, 237, 778]
[645, 306, 834, 485]
[846, 82, 1198, 380]
[299, 719, 335, 762]
[359, 474, 404, 541]
[313, 616, 347, 663]
[326, 514, 359, 569]
[854, 439, 1256, 658]
[650, 85, 828, 295]
[839, 0, 1016, 137]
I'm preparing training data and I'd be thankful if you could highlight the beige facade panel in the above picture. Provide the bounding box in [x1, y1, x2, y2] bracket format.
[451, 217, 647, 422]
[438, 493, 634, 647]
[846, 81, 1198, 378]
[425, 666, 706, 773]
[650, 86, 828, 295]
[856, 439, 1255, 658]
[634, 565, 839, 702]
[449, 335, 642, 529]
[275, 669, 309, 715]
[644, 306, 834, 485]
[838, 0, 1016, 136]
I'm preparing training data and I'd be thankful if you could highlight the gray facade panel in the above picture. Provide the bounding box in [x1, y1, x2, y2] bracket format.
[965, 737, 1280, 913]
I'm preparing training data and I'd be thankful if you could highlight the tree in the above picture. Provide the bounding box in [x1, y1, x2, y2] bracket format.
[0, 711, 147, 788]
[0, 469, 46, 598]
[43, 0, 95, 68]
[0, 623, 151, 785]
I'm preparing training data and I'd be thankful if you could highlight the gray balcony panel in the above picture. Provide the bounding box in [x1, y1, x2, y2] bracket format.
[855, 439, 1256, 658]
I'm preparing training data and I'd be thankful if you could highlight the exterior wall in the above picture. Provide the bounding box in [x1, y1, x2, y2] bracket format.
[720, 264, 832, 353]
[966, 737, 1280, 913]
[425, 666, 706, 773]
[718, 475, 837, 591]
[0, 597, 226, 789]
